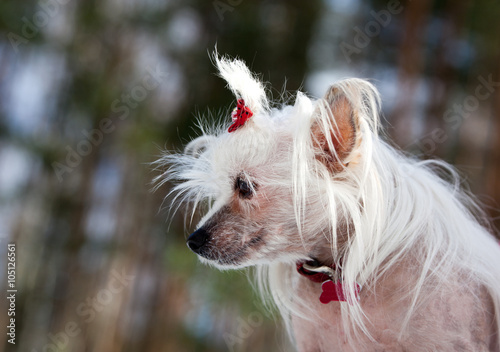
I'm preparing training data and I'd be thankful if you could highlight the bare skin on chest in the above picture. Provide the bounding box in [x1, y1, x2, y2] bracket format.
[292, 259, 496, 352]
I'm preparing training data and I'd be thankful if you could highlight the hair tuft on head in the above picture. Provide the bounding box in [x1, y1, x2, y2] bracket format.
[213, 51, 269, 116]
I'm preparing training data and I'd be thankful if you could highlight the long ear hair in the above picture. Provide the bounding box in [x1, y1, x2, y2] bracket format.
[287, 78, 384, 341]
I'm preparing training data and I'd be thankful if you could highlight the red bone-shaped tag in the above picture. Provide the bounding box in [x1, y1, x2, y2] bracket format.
[228, 99, 253, 133]
[319, 280, 361, 304]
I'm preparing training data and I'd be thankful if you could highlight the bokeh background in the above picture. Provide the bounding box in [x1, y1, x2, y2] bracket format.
[1, 0, 499, 351]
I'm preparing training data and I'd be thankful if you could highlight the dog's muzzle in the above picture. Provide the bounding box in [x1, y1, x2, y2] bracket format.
[186, 228, 209, 254]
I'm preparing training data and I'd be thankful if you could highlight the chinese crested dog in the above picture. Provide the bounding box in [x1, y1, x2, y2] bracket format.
[156, 55, 500, 351]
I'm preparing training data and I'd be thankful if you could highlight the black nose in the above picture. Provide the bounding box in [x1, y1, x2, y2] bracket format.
[186, 228, 209, 254]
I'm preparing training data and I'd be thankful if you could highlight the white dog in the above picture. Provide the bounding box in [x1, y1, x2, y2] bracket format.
[157, 54, 500, 351]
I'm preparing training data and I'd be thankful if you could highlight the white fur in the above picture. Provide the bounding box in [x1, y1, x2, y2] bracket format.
[156, 55, 500, 349]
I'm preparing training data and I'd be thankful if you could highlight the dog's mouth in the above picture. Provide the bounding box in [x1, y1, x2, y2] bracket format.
[186, 227, 265, 268]
[195, 244, 254, 269]
[201, 248, 246, 267]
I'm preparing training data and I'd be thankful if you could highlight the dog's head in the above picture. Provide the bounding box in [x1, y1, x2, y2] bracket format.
[161, 54, 380, 269]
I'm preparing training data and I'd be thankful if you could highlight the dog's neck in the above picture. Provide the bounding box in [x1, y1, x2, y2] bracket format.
[307, 222, 352, 267]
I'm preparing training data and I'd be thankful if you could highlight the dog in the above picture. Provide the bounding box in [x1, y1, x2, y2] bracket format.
[156, 54, 500, 351]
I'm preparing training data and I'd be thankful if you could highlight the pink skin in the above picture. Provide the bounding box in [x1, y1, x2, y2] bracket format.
[292, 257, 497, 351]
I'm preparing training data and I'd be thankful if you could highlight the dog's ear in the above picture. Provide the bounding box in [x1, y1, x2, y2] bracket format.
[311, 86, 358, 173]
[184, 135, 215, 158]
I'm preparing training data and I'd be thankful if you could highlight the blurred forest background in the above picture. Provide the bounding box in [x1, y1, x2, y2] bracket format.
[0, 0, 499, 351]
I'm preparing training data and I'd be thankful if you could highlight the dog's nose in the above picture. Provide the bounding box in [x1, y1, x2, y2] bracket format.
[186, 228, 209, 254]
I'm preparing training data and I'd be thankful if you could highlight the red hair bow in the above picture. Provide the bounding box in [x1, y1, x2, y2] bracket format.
[228, 99, 253, 133]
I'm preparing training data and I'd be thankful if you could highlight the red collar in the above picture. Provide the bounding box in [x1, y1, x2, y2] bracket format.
[296, 261, 361, 304]
[296, 261, 335, 283]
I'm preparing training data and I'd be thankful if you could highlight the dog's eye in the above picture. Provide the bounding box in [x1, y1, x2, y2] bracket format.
[236, 177, 254, 199]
